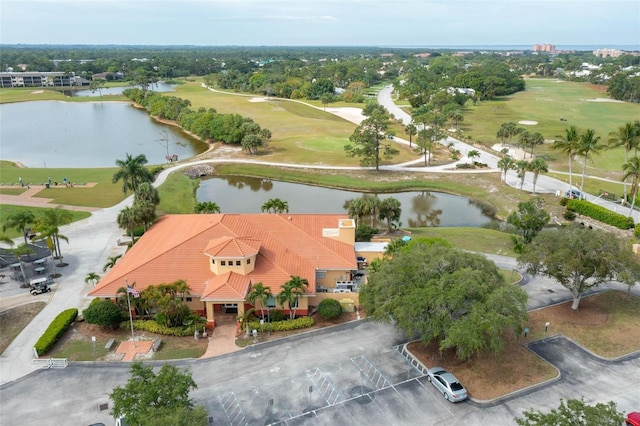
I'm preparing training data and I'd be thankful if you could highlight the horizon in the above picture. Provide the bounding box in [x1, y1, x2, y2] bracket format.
[1, 1, 638, 46]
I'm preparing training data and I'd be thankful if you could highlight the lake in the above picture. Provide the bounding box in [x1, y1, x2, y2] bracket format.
[0, 101, 207, 168]
[71, 82, 177, 97]
[197, 176, 491, 227]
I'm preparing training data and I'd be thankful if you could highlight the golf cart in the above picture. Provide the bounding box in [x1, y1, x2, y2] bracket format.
[30, 281, 51, 296]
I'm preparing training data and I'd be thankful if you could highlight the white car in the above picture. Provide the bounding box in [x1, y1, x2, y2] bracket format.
[426, 367, 468, 402]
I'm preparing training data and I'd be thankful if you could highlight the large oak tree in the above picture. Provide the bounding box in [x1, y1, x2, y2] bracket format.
[360, 241, 528, 360]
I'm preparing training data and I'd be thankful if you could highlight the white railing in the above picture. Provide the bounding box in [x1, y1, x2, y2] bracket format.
[32, 358, 68, 369]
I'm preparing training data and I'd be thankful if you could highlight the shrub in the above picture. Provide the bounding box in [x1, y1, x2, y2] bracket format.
[34, 308, 78, 356]
[559, 197, 569, 206]
[355, 225, 378, 242]
[317, 299, 343, 320]
[83, 300, 125, 329]
[269, 309, 286, 322]
[247, 316, 314, 332]
[563, 209, 576, 221]
[120, 320, 196, 336]
[635, 223, 640, 238]
[566, 199, 634, 229]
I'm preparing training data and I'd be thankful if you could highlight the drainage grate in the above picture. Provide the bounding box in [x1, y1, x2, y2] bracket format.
[546, 289, 555, 293]
[99, 403, 109, 411]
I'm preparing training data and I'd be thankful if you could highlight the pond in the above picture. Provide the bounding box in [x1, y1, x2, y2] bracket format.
[0, 101, 207, 168]
[197, 176, 492, 227]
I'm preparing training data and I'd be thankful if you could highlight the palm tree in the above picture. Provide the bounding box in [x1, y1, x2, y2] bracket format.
[103, 254, 122, 272]
[578, 128, 604, 193]
[112, 153, 154, 195]
[497, 123, 509, 147]
[261, 198, 289, 214]
[497, 157, 516, 183]
[117, 206, 139, 242]
[607, 122, 640, 199]
[448, 110, 464, 131]
[378, 197, 402, 233]
[518, 130, 531, 158]
[247, 282, 272, 321]
[552, 125, 581, 192]
[84, 272, 100, 286]
[3, 210, 35, 245]
[195, 202, 221, 214]
[528, 132, 545, 158]
[404, 123, 417, 147]
[9, 243, 35, 283]
[361, 195, 381, 227]
[528, 158, 549, 195]
[622, 156, 640, 217]
[278, 276, 308, 319]
[35, 207, 72, 260]
[467, 149, 480, 165]
[416, 129, 435, 166]
[515, 160, 529, 190]
[237, 307, 256, 337]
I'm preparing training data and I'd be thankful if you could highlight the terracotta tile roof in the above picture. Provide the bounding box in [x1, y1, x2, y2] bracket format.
[90, 214, 357, 301]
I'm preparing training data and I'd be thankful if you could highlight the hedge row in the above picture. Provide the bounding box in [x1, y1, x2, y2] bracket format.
[247, 317, 314, 332]
[120, 320, 196, 336]
[566, 199, 635, 229]
[34, 308, 78, 356]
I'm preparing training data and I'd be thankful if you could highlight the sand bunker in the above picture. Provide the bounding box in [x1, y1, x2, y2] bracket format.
[586, 98, 624, 103]
[248, 97, 269, 103]
[30, 90, 44, 94]
[518, 120, 538, 125]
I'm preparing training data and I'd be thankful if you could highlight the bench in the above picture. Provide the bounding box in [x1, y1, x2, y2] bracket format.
[105, 339, 116, 351]
[151, 339, 162, 352]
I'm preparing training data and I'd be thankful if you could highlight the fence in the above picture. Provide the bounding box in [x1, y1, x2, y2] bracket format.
[32, 358, 68, 369]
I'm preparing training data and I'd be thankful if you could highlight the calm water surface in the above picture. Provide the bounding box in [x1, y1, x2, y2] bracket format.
[0, 101, 207, 168]
[71, 82, 177, 97]
[197, 176, 491, 227]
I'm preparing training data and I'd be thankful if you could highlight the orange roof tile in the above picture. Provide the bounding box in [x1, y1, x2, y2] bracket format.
[90, 214, 357, 301]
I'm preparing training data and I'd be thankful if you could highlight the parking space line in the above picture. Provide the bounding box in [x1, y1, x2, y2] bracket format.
[351, 355, 390, 390]
[306, 368, 342, 405]
[218, 392, 248, 426]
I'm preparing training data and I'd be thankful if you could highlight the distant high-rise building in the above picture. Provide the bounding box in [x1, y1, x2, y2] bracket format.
[533, 44, 556, 53]
[593, 48, 624, 58]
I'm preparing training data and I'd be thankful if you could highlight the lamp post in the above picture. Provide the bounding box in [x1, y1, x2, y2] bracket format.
[267, 306, 271, 336]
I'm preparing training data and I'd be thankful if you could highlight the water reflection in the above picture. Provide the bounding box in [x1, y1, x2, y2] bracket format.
[197, 176, 490, 227]
[70, 82, 177, 97]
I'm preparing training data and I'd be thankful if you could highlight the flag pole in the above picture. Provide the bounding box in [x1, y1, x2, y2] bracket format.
[126, 278, 136, 347]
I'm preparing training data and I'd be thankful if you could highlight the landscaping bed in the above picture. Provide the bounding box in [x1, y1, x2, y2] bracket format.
[407, 290, 640, 400]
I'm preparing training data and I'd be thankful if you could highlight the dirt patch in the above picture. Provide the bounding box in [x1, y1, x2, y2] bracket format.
[586, 98, 624, 103]
[0, 302, 46, 354]
[406, 291, 640, 400]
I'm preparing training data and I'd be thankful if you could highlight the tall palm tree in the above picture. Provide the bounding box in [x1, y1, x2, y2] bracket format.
[117, 206, 139, 242]
[528, 132, 545, 158]
[112, 153, 154, 195]
[278, 276, 308, 319]
[404, 123, 417, 148]
[552, 125, 581, 192]
[247, 281, 272, 321]
[35, 207, 72, 260]
[103, 254, 122, 272]
[528, 158, 549, 195]
[622, 156, 640, 217]
[195, 202, 221, 214]
[515, 160, 529, 190]
[3, 210, 35, 245]
[607, 122, 640, 199]
[497, 157, 516, 183]
[361, 195, 381, 227]
[578, 128, 604, 193]
[518, 130, 531, 158]
[378, 197, 402, 233]
[467, 149, 480, 164]
[261, 198, 289, 214]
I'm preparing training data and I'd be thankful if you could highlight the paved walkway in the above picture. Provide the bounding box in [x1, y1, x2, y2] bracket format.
[115, 340, 154, 362]
[200, 313, 242, 358]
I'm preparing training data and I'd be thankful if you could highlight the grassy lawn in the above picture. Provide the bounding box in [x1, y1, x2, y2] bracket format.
[408, 290, 640, 400]
[460, 79, 640, 174]
[408, 227, 517, 257]
[0, 302, 46, 354]
[157, 172, 200, 214]
[174, 82, 418, 166]
[49, 321, 208, 361]
[0, 87, 128, 103]
[0, 205, 91, 238]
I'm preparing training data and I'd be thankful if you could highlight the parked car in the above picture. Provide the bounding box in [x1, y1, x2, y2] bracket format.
[565, 189, 584, 199]
[626, 412, 640, 426]
[426, 367, 468, 402]
[30, 283, 51, 296]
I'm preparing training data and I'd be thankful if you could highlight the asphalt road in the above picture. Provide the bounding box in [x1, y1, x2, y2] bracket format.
[2, 320, 639, 426]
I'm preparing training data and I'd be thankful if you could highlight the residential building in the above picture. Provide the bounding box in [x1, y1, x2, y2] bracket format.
[0, 71, 89, 88]
[89, 214, 385, 327]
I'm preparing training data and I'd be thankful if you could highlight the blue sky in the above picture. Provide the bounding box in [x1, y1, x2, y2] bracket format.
[1, 0, 638, 47]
